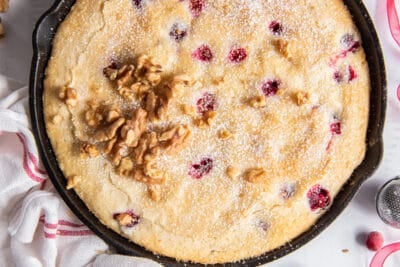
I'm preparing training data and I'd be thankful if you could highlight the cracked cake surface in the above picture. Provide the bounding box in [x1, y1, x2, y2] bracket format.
[43, 0, 369, 263]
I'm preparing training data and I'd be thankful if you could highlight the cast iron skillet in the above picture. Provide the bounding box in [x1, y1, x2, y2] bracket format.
[30, 0, 386, 266]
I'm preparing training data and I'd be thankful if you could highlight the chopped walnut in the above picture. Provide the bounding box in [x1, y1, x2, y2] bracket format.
[218, 129, 233, 140]
[115, 213, 135, 227]
[159, 125, 191, 154]
[59, 87, 78, 107]
[116, 64, 135, 88]
[117, 157, 134, 176]
[94, 117, 126, 142]
[275, 39, 292, 59]
[135, 55, 163, 86]
[120, 108, 147, 147]
[226, 166, 239, 179]
[109, 141, 129, 165]
[133, 169, 164, 185]
[244, 168, 267, 183]
[249, 96, 266, 108]
[148, 186, 161, 202]
[106, 106, 121, 122]
[66, 175, 81, 190]
[194, 111, 216, 128]
[80, 143, 99, 158]
[104, 137, 117, 154]
[143, 160, 164, 180]
[295, 91, 310, 106]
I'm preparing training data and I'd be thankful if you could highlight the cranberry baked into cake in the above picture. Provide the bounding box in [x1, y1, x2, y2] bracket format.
[43, 0, 369, 263]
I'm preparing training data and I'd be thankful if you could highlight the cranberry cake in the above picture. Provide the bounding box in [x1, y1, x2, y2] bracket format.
[43, 0, 369, 263]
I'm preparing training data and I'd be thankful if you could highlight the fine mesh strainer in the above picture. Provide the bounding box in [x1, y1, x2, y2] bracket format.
[376, 177, 400, 228]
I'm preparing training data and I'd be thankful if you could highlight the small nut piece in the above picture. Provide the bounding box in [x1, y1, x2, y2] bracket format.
[117, 157, 134, 176]
[66, 175, 81, 190]
[226, 166, 239, 179]
[133, 169, 165, 185]
[0, 0, 9, 12]
[115, 213, 134, 226]
[59, 87, 78, 107]
[80, 143, 99, 158]
[244, 168, 267, 183]
[249, 96, 266, 108]
[275, 39, 292, 59]
[218, 129, 232, 140]
[148, 187, 161, 202]
[159, 125, 191, 154]
[295, 91, 310, 106]
[94, 117, 126, 142]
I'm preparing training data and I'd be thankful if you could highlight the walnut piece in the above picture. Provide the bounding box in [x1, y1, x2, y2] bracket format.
[0, 0, 8, 12]
[148, 187, 161, 202]
[59, 87, 78, 107]
[117, 157, 134, 176]
[115, 213, 135, 227]
[218, 129, 232, 140]
[295, 91, 310, 106]
[275, 39, 292, 59]
[249, 96, 266, 108]
[80, 143, 99, 158]
[66, 175, 81, 190]
[133, 169, 164, 185]
[244, 168, 267, 183]
[94, 117, 125, 142]
[159, 125, 191, 154]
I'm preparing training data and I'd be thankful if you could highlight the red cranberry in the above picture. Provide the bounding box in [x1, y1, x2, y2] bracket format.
[189, 0, 206, 17]
[113, 210, 140, 227]
[269, 21, 283, 35]
[307, 184, 331, 211]
[169, 23, 188, 42]
[348, 65, 357, 81]
[366, 231, 384, 251]
[333, 65, 357, 83]
[132, 0, 143, 8]
[196, 92, 216, 114]
[261, 79, 281, 97]
[188, 158, 213, 179]
[330, 121, 342, 135]
[340, 34, 360, 53]
[280, 183, 296, 200]
[192, 44, 213, 62]
[258, 221, 270, 231]
[228, 48, 248, 63]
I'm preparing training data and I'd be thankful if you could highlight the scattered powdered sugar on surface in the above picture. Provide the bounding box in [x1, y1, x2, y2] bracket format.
[48, 0, 370, 260]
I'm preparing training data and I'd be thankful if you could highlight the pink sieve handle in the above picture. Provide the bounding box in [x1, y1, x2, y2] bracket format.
[387, 0, 400, 47]
[370, 242, 400, 267]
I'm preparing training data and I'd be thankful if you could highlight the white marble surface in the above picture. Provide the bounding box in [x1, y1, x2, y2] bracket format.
[1, 0, 400, 266]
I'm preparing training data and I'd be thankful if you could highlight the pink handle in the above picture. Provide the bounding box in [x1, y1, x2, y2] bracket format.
[370, 242, 400, 267]
[387, 0, 400, 47]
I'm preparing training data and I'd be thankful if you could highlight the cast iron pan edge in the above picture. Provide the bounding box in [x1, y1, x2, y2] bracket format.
[29, 0, 386, 266]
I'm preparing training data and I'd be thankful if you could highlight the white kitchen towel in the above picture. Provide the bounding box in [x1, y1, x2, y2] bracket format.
[0, 75, 161, 267]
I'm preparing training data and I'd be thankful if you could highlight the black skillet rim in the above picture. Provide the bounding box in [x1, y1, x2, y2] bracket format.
[29, 0, 387, 266]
